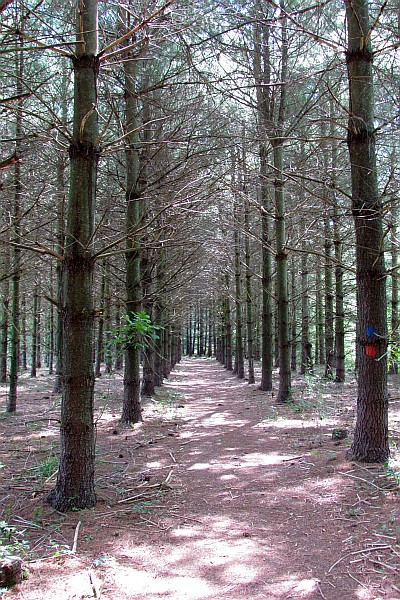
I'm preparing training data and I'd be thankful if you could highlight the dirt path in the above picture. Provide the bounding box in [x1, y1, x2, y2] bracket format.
[3, 358, 400, 599]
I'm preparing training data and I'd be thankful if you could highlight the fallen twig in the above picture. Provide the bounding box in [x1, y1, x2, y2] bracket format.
[328, 545, 390, 572]
[71, 521, 81, 554]
[337, 471, 383, 490]
[369, 558, 399, 572]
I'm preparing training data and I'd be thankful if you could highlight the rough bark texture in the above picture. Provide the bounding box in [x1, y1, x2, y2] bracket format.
[121, 13, 142, 424]
[30, 284, 38, 377]
[254, 13, 273, 392]
[244, 195, 255, 384]
[52, 141, 66, 393]
[0, 239, 10, 383]
[223, 276, 233, 371]
[233, 200, 245, 379]
[47, 0, 99, 510]
[8, 28, 23, 412]
[300, 241, 312, 376]
[0, 557, 23, 587]
[334, 204, 345, 382]
[324, 214, 334, 378]
[290, 263, 297, 371]
[345, 0, 389, 463]
[315, 264, 324, 365]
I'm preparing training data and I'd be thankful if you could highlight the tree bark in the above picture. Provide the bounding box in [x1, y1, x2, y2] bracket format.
[121, 8, 142, 424]
[345, 0, 389, 463]
[244, 195, 255, 384]
[0, 237, 10, 383]
[290, 259, 297, 371]
[47, 0, 99, 510]
[94, 265, 105, 378]
[253, 12, 273, 391]
[233, 199, 245, 379]
[300, 223, 312, 375]
[30, 283, 38, 377]
[8, 23, 24, 412]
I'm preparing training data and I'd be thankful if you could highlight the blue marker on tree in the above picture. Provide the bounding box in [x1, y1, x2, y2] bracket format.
[366, 325, 377, 358]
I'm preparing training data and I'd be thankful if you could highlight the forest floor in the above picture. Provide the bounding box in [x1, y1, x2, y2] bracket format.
[1, 358, 400, 600]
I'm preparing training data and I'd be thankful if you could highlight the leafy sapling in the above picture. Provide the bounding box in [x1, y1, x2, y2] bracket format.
[109, 311, 161, 354]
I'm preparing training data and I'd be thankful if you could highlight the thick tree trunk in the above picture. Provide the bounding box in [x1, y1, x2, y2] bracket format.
[47, 0, 99, 510]
[345, 0, 389, 463]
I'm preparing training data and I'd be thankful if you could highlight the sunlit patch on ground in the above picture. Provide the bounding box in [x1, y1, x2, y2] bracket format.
[1, 359, 399, 599]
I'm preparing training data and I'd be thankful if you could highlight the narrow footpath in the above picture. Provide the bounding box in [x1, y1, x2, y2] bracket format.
[105, 358, 396, 600]
[15, 358, 399, 600]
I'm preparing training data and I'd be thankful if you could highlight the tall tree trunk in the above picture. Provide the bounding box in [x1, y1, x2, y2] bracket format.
[94, 265, 105, 378]
[272, 2, 290, 403]
[324, 211, 334, 378]
[390, 196, 399, 373]
[0, 238, 10, 384]
[223, 276, 233, 371]
[244, 196, 255, 384]
[233, 199, 245, 379]
[48, 267, 55, 375]
[20, 293, 27, 371]
[121, 9, 142, 424]
[300, 226, 312, 375]
[48, 0, 99, 510]
[8, 23, 24, 412]
[290, 259, 297, 371]
[103, 261, 112, 374]
[254, 12, 273, 391]
[52, 68, 68, 393]
[36, 293, 41, 369]
[153, 258, 165, 387]
[315, 264, 324, 364]
[345, 0, 388, 463]
[207, 306, 213, 357]
[30, 283, 38, 378]
[333, 199, 345, 382]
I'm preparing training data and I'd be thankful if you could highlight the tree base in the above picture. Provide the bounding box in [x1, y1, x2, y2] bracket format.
[0, 557, 23, 587]
[346, 446, 389, 464]
[47, 488, 97, 513]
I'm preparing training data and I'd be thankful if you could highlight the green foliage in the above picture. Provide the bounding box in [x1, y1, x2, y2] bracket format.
[388, 341, 400, 373]
[384, 460, 400, 487]
[0, 522, 29, 560]
[109, 311, 161, 352]
[32, 454, 58, 479]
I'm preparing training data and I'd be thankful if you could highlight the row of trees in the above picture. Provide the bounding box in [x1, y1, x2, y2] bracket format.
[0, 0, 398, 509]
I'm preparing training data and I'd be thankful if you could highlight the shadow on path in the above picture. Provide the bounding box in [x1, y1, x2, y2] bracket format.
[109, 358, 365, 600]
